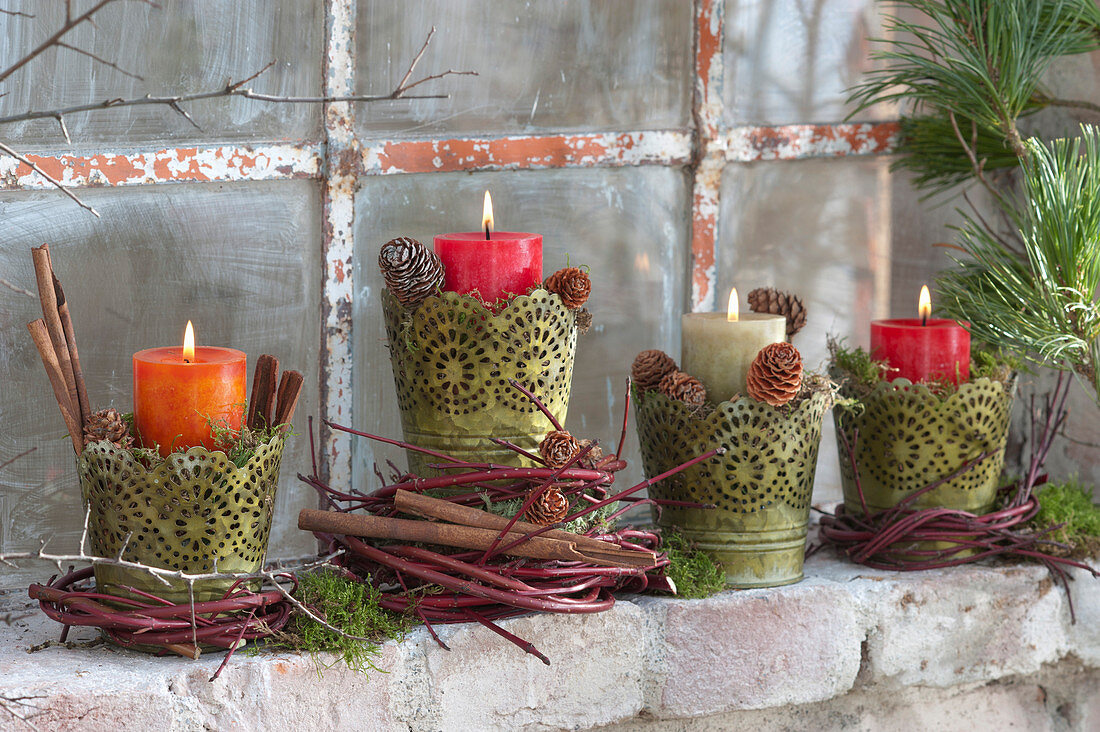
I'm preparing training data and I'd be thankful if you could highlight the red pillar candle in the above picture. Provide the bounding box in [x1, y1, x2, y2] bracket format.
[132, 321, 247, 456]
[870, 287, 971, 384]
[433, 191, 542, 305]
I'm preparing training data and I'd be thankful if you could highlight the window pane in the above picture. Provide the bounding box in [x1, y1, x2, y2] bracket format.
[0, 181, 320, 590]
[724, 0, 892, 125]
[719, 157, 891, 503]
[353, 167, 690, 494]
[0, 0, 322, 145]
[356, 0, 693, 137]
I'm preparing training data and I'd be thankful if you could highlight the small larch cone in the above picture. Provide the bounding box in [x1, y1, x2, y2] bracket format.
[658, 370, 707, 407]
[83, 408, 133, 449]
[746, 342, 804, 406]
[525, 486, 569, 526]
[539, 430, 580, 468]
[544, 267, 591, 309]
[379, 236, 445, 309]
[747, 287, 807, 338]
[632, 349, 678, 391]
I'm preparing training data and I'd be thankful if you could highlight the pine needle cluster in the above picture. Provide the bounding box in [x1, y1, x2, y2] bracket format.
[848, 0, 1100, 195]
[938, 128, 1100, 400]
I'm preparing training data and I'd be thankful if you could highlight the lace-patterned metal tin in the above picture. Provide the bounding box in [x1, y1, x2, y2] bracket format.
[78, 434, 286, 605]
[634, 385, 831, 588]
[833, 375, 1017, 515]
[381, 288, 577, 475]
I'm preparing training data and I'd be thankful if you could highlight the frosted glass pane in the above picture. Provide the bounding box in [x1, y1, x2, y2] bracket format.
[719, 158, 891, 503]
[356, 0, 693, 136]
[724, 0, 892, 125]
[0, 181, 320, 590]
[353, 167, 690, 496]
[0, 0, 322, 145]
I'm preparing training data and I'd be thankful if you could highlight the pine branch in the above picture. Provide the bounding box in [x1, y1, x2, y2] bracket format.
[938, 125, 1100, 401]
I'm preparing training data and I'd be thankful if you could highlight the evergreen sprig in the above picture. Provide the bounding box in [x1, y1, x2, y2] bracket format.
[938, 126, 1100, 400]
[848, 0, 1100, 195]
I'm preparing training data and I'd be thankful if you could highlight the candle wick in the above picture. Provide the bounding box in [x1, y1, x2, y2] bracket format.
[922, 315, 927, 327]
[183, 358, 191, 364]
[484, 224, 491, 241]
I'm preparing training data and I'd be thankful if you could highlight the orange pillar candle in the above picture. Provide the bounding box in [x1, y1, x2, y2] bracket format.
[133, 321, 246, 456]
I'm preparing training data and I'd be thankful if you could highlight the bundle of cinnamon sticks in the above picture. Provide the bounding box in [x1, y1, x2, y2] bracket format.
[299, 489, 658, 568]
[27, 245, 89, 453]
[247, 354, 303, 431]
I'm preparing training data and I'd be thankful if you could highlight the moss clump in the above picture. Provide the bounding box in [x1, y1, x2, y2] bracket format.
[263, 569, 409, 675]
[1032, 480, 1100, 558]
[828, 336, 1020, 399]
[662, 531, 725, 599]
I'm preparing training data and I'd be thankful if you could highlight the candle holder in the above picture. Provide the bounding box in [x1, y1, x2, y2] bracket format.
[381, 288, 577, 475]
[633, 382, 832, 588]
[833, 374, 1017, 516]
[78, 433, 287, 606]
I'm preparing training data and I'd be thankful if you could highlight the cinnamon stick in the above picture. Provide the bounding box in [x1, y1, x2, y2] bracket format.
[247, 355, 278, 430]
[55, 278, 89, 426]
[274, 369, 304, 428]
[31, 245, 80, 425]
[393, 489, 652, 562]
[27, 319, 82, 452]
[298, 509, 654, 568]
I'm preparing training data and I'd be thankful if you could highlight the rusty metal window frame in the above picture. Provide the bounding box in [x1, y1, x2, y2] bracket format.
[0, 0, 898, 487]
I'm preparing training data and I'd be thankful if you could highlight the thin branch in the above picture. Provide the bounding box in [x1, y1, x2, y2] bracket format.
[397, 26, 437, 91]
[0, 446, 36, 470]
[55, 41, 143, 81]
[948, 111, 1008, 207]
[0, 277, 34, 297]
[0, 8, 34, 18]
[1035, 96, 1100, 116]
[0, 0, 123, 84]
[0, 60, 475, 130]
[0, 141, 99, 217]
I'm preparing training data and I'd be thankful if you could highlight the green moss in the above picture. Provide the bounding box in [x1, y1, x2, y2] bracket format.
[1032, 479, 1100, 556]
[260, 569, 409, 675]
[663, 530, 725, 599]
[828, 336, 1019, 399]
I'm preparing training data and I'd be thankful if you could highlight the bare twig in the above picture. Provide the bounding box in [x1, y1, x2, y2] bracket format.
[0, 278, 36, 297]
[0, 446, 36, 470]
[55, 41, 143, 81]
[0, 693, 43, 732]
[0, 8, 34, 18]
[0, 0, 126, 84]
[0, 141, 99, 217]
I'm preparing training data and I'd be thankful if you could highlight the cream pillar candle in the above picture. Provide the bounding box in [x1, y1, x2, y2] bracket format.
[681, 289, 786, 403]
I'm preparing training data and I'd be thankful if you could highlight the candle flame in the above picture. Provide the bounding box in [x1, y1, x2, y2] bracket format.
[482, 190, 494, 239]
[918, 285, 932, 322]
[183, 320, 195, 363]
[727, 287, 739, 322]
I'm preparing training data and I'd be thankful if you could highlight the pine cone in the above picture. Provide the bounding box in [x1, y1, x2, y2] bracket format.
[631, 349, 678, 391]
[658, 370, 707, 406]
[578, 438, 604, 468]
[746, 342, 804, 406]
[539, 430, 580, 468]
[747, 287, 807, 338]
[83, 408, 133, 449]
[525, 486, 569, 526]
[378, 237, 445, 309]
[575, 308, 593, 335]
[544, 267, 591, 309]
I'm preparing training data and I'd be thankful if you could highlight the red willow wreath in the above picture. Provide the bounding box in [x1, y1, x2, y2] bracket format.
[297, 380, 719, 663]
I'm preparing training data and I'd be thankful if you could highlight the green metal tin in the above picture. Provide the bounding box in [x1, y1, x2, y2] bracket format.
[634, 386, 831, 588]
[78, 434, 286, 605]
[833, 375, 1017, 516]
[382, 288, 577, 475]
